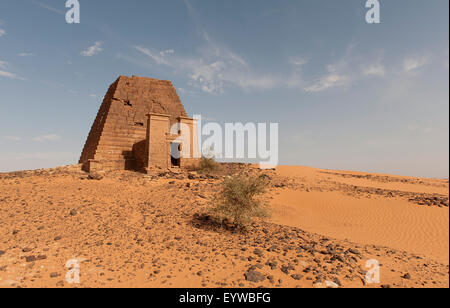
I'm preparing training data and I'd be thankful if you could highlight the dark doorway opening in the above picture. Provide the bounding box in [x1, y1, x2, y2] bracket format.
[171, 142, 181, 167]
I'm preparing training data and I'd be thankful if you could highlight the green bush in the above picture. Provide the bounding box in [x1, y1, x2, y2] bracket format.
[197, 156, 219, 174]
[211, 174, 271, 228]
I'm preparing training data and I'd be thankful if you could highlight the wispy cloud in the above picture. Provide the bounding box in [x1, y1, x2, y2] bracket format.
[0, 70, 20, 79]
[33, 134, 61, 142]
[133, 40, 279, 94]
[304, 72, 349, 93]
[0, 29, 5, 37]
[289, 57, 308, 66]
[81, 41, 103, 57]
[304, 58, 351, 93]
[304, 48, 387, 92]
[362, 63, 386, 77]
[0, 59, 26, 80]
[403, 55, 429, 73]
[32, 1, 65, 15]
[133, 46, 174, 65]
[18, 52, 35, 57]
[122, 0, 282, 94]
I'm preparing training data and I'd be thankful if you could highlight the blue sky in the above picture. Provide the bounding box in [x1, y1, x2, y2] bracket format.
[0, 0, 448, 177]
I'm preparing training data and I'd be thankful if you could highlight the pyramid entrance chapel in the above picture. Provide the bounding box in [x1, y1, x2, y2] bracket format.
[79, 75, 200, 173]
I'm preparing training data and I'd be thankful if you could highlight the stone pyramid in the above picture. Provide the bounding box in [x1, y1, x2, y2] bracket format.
[79, 75, 188, 171]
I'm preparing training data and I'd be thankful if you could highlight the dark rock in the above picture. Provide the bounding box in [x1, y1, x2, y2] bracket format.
[281, 265, 293, 275]
[291, 274, 303, 280]
[244, 270, 265, 283]
[347, 248, 361, 255]
[401, 273, 411, 279]
[314, 275, 324, 284]
[267, 245, 278, 252]
[88, 172, 103, 180]
[50, 272, 60, 278]
[25, 256, 37, 262]
[254, 249, 263, 257]
[332, 277, 342, 286]
[265, 261, 278, 270]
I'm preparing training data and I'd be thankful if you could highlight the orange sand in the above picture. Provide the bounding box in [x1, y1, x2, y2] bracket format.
[0, 164, 448, 288]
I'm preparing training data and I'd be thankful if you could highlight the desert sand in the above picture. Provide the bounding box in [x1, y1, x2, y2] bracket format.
[272, 166, 449, 264]
[0, 164, 448, 288]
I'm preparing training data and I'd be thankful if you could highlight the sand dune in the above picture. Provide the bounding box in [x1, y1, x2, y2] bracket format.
[271, 166, 449, 264]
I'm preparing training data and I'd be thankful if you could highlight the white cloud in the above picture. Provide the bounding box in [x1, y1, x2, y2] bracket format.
[0, 29, 5, 37]
[289, 57, 308, 66]
[0, 60, 26, 80]
[403, 56, 429, 73]
[304, 73, 349, 93]
[304, 60, 350, 93]
[33, 134, 61, 142]
[81, 41, 103, 57]
[133, 46, 174, 65]
[0, 70, 25, 80]
[128, 1, 280, 94]
[18, 52, 35, 57]
[302, 46, 357, 93]
[133, 42, 279, 94]
[362, 63, 386, 77]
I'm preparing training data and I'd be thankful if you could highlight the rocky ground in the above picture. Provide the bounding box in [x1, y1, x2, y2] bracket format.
[0, 164, 448, 288]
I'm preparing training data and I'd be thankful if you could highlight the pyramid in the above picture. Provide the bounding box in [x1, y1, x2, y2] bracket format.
[79, 75, 188, 171]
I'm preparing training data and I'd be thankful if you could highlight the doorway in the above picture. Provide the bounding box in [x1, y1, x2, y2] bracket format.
[170, 142, 181, 167]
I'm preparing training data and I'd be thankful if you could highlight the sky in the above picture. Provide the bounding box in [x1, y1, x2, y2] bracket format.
[0, 0, 448, 178]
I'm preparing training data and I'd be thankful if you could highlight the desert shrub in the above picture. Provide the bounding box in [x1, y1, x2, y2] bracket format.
[211, 174, 271, 228]
[197, 156, 220, 174]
